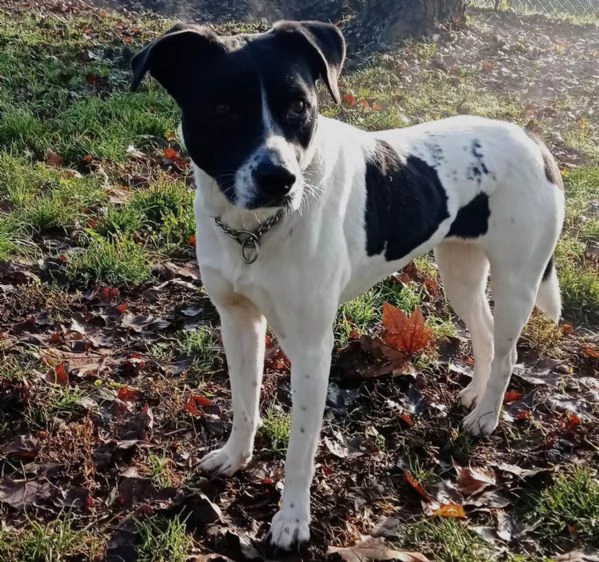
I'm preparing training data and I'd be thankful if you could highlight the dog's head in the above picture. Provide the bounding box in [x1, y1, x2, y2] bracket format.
[131, 21, 345, 210]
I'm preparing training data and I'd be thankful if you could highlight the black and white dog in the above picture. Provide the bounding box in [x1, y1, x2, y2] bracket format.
[131, 21, 564, 548]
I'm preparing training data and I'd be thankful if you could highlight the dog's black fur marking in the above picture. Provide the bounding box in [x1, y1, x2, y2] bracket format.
[446, 192, 491, 239]
[364, 140, 449, 261]
[542, 256, 554, 281]
[465, 139, 493, 187]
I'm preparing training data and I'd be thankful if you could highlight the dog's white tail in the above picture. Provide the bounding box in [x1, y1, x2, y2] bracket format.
[535, 259, 561, 323]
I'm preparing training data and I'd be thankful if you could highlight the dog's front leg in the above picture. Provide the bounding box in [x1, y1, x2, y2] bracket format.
[269, 331, 334, 549]
[198, 299, 266, 476]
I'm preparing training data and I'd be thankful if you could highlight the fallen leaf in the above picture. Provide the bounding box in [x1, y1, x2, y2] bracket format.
[342, 94, 357, 106]
[382, 303, 432, 356]
[517, 410, 531, 421]
[116, 302, 129, 314]
[564, 412, 581, 431]
[164, 146, 188, 170]
[431, 502, 466, 518]
[0, 434, 40, 461]
[581, 345, 599, 358]
[117, 386, 139, 402]
[404, 470, 434, 502]
[45, 149, 64, 167]
[504, 390, 523, 403]
[359, 334, 410, 377]
[46, 363, 69, 387]
[99, 286, 119, 303]
[187, 234, 196, 247]
[453, 461, 496, 496]
[328, 536, 430, 561]
[0, 478, 53, 509]
[324, 436, 349, 459]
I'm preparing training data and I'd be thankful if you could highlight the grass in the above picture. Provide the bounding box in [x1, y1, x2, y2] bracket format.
[400, 518, 497, 562]
[260, 404, 291, 455]
[177, 327, 221, 373]
[136, 514, 193, 562]
[67, 232, 152, 286]
[0, 516, 106, 562]
[147, 449, 177, 489]
[528, 467, 599, 549]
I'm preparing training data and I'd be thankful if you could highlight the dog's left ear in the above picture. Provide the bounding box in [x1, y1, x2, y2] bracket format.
[272, 21, 346, 103]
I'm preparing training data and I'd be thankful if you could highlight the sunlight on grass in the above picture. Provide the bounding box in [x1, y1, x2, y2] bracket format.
[67, 233, 152, 287]
[400, 518, 496, 562]
[528, 467, 599, 549]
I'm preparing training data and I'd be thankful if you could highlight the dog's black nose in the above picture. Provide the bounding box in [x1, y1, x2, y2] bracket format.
[252, 163, 296, 198]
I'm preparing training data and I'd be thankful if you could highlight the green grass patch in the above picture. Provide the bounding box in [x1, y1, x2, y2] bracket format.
[177, 327, 221, 374]
[399, 518, 497, 562]
[0, 516, 106, 562]
[96, 181, 195, 253]
[136, 514, 192, 562]
[527, 467, 599, 549]
[147, 449, 176, 489]
[260, 404, 291, 455]
[67, 233, 152, 287]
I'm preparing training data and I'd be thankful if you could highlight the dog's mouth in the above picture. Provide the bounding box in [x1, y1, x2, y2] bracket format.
[243, 192, 294, 211]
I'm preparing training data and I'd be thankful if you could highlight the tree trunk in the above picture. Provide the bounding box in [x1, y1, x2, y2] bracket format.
[347, 0, 466, 48]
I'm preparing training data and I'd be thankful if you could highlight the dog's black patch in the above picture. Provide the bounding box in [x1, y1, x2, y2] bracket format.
[446, 192, 491, 239]
[364, 141, 449, 261]
[542, 256, 554, 281]
[466, 139, 493, 186]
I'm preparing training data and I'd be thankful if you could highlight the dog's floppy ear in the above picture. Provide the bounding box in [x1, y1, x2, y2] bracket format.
[272, 21, 346, 103]
[130, 23, 220, 103]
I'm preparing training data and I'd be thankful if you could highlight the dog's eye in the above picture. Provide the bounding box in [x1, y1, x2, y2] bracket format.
[289, 99, 307, 116]
[214, 103, 232, 117]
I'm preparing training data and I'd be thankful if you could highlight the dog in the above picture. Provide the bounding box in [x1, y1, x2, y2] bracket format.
[131, 20, 565, 549]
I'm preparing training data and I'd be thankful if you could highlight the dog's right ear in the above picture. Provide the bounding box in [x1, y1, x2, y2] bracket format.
[130, 23, 220, 104]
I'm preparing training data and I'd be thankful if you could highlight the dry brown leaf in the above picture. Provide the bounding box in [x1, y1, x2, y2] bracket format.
[0, 478, 53, 509]
[382, 303, 432, 356]
[328, 536, 430, 561]
[453, 460, 496, 497]
[45, 148, 64, 167]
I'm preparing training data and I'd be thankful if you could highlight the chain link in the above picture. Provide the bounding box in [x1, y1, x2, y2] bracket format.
[213, 210, 285, 264]
[471, 0, 599, 16]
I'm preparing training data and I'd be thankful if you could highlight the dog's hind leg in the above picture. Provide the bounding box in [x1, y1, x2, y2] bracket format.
[435, 241, 494, 409]
[198, 296, 266, 476]
[461, 261, 542, 436]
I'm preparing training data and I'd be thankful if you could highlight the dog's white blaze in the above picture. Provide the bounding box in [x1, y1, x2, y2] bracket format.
[234, 84, 302, 209]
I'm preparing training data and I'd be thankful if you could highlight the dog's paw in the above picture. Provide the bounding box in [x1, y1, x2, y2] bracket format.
[198, 444, 251, 476]
[459, 382, 484, 409]
[269, 504, 310, 550]
[462, 404, 499, 437]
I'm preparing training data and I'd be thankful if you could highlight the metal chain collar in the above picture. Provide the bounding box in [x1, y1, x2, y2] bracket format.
[213, 209, 285, 265]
